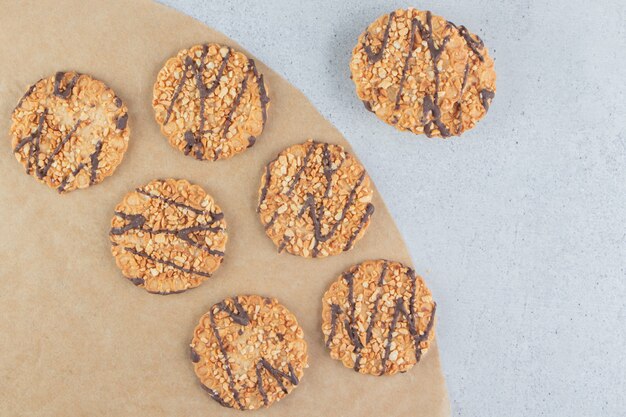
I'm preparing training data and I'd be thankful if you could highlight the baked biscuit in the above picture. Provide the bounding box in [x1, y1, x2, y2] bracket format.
[322, 260, 436, 375]
[350, 8, 496, 137]
[153, 44, 269, 160]
[10, 71, 130, 192]
[190, 295, 308, 410]
[257, 140, 374, 258]
[109, 179, 227, 294]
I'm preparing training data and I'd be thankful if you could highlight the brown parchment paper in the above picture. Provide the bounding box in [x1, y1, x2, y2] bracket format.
[0, 1, 450, 415]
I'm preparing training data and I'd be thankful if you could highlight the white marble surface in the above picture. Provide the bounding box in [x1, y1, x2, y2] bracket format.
[159, 1, 626, 415]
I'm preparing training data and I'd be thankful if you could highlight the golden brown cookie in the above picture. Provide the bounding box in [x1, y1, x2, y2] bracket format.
[257, 140, 374, 258]
[322, 260, 436, 376]
[153, 43, 269, 161]
[109, 179, 227, 294]
[10, 71, 130, 193]
[190, 295, 308, 410]
[350, 8, 496, 137]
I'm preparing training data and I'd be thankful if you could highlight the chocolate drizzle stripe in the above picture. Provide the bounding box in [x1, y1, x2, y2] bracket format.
[365, 262, 388, 344]
[325, 304, 343, 348]
[344, 202, 374, 252]
[353, 262, 388, 372]
[415, 12, 451, 138]
[221, 69, 249, 139]
[415, 302, 437, 362]
[209, 299, 248, 409]
[14, 110, 47, 176]
[123, 246, 212, 278]
[380, 298, 407, 375]
[248, 59, 269, 126]
[53, 72, 80, 99]
[480, 89, 495, 111]
[56, 163, 85, 193]
[135, 188, 208, 215]
[129, 277, 144, 286]
[89, 140, 103, 184]
[190, 346, 201, 363]
[457, 25, 485, 62]
[363, 12, 395, 63]
[277, 235, 292, 253]
[256, 363, 269, 406]
[110, 212, 224, 256]
[116, 113, 128, 130]
[200, 383, 232, 408]
[285, 142, 316, 197]
[393, 18, 419, 111]
[343, 272, 363, 357]
[40, 119, 82, 178]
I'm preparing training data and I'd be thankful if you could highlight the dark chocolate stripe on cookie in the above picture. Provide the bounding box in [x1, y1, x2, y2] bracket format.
[40, 119, 82, 179]
[53, 72, 79, 99]
[56, 162, 85, 193]
[285, 142, 316, 197]
[480, 89, 495, 111]
[89, 140, 103, 185]
[209, 299, 247, 409]
[393, 18, 419, 112]
[221, 70, 249, 139]
[457, 25, 485, 62]
[415, 12, 451, 138]
[354, 261, 388, 371]
[123, 246, 212, 278]
[363, 11, 395, 64]
[14, 110, 47, 176]
[111, 212, 224, 256]
[249, 59, 269, 126]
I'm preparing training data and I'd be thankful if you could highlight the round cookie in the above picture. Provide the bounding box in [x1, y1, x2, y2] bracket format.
[10, 71, 130, 193]
[350, 8, 496, 137]
[109, 179, 227, 294]
[322, 260, 436, 376]
[153, 43, 270, 161]
[257, 140, 375, 258]
[190, 295, 308, 410]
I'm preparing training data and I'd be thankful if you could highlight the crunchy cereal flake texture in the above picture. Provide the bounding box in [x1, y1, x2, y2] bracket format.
[10, 71, 130, 193]
[190, 295, 308, 410]
[322, 260, 436, 376]
[109, 179, 227, 294]
[153, 43, 269, 161]
[257, 139, 375, 258]
[350, 8, 496, 137]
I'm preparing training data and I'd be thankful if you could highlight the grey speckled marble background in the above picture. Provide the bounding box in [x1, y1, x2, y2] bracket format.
[159, 1, 625, 416]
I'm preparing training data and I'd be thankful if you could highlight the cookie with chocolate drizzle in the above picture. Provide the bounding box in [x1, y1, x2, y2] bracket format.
[10, 71, 130, 193]
[109, 179, 227, 294]
[257, 140, 375, 258]
[153, 43, 269, 161]
[190, 295, 308, 410]
[350, 8, 496, 137]
[322, 260, 436, 376]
